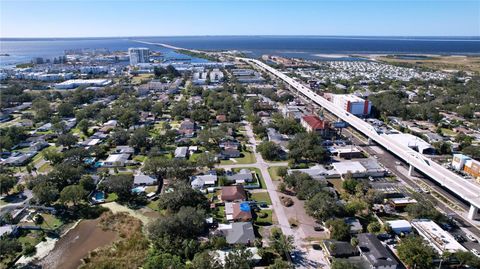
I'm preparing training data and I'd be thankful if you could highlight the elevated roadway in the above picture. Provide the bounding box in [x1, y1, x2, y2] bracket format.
[242, 57, 480, 219]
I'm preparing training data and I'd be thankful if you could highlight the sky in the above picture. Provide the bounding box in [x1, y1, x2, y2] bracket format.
[0, 0, 479, 38]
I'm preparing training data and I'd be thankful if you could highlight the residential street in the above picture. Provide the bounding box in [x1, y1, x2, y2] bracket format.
[218, 121, 330, 268]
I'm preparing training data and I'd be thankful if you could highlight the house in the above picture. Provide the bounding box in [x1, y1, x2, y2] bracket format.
[287, 165, 332, 180]
[3, 152, 34, 166]
[225, 202, 252, 222]
[191, 174, 218, 190]
[37, 123, 52, 132]
[219, 148, 241, 160]
[115, 146, 135, 154]
[345, 217, 363, 234]
[357, 233, 399, 269]
[301, 115, 330, 137]
[226, 169, 254, 184]
[179, 119, 195, 137]
[29, 141, 49, 151]
[103, 153, 130, 167]
[218, 222, 255, 245]
[174, 146, 189, 159]
[322, 240, 359, 258]
[134, 174, 157, 186]
[221, 185, 247, 202]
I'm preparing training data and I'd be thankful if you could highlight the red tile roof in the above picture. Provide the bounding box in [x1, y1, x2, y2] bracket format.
[302, 115, 328, 130]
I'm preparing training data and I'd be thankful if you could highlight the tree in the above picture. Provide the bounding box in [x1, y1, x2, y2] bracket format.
[56, 133, 77, 149]
[288, 132, 326, 163]
[32, 98, 52, 122]
[342, 178, 358, 194]
[60, 185, 86, 206]
[277, 167, 288, 178]
[77, 119, 90, 135]
[0, 238, 23, 256]
[79, 175, 96, 192]
[305, 191, 343, 222]
[102, 174, 133, 202]
[195, 152, 217, 169]
[111, 128, 129, 146]
[367, 221, 381, 234]
[129, 127, 149, 152]
[32, 182, 59, 205]
[148, 206, 206, 240]
[57, 102, 75, 117]
[397, 236, 436, 269]
[189, 251, 222, 269]
[268, 259, 293, 269]
[325, 219, 350, 241]
[257, 141, 282, 161]
[43, 148, 64, 165]
[143, 253, 183, 269]
[269, 228, 294, 260]
[350, 237, 359, 248]
[224, 247, 253, 269]
[152, 102, 165, 118]
[143, 158, 197, 181]
[0, 174, 17, 195]
[157, 182, 208, 212]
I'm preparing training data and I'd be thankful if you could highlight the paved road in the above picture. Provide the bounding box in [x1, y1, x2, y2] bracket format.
[218, 121, 329, 268]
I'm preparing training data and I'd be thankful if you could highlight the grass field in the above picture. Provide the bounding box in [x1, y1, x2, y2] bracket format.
[250, 191, 272, 205]
[40, 213, 63, 229]
[267, 166, 287, 181]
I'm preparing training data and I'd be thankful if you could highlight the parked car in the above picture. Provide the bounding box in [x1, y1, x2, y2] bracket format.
[472, 249, 480, 258]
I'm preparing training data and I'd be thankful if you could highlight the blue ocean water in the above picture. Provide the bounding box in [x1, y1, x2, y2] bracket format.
[1, 36, 479, 66]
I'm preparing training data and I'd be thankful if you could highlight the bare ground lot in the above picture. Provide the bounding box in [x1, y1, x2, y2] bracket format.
[374, 55, 480, 73]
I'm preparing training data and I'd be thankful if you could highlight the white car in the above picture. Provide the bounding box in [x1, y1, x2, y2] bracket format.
[467, 234, 478, 242]
[472, 249, 480, 258]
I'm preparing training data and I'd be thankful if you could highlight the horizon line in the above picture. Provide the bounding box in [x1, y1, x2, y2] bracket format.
[1, 34, 480, 40]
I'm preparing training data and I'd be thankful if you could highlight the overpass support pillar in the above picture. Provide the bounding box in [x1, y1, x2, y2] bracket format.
[468, 205, 479, 220]
[408, 164, 414, 177]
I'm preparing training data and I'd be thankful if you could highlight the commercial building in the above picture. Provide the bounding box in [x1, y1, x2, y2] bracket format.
[328, 94, 371, 116]
[55, 79, 111, 89]
[452, 154, 471, 171]
[464, 159, 480, 181]
[411, 219, 466, 254]
[385, 220, 412, 235]
[386, 133, 435, 155]
[300, 115, 331, 136]
[128, 48, 150, 65]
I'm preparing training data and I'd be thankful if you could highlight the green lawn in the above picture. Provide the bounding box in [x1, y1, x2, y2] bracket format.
[267, 166, 287, 181]
[133, 155, 147, 162]
[250, 191, 272, 205]
[441, 128, 457, 136]
[214, 205, 226, 223]
[220, 149, 256, 165]
[147, 200, 160, 211]
[38, 163, 52, 173]
[40, 213, 63, 229]
[254, 209, 273, 226]
[105, 193, 118, 202]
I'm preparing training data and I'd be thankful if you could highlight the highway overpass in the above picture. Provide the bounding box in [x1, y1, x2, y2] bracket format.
[242, 57, 480, 220]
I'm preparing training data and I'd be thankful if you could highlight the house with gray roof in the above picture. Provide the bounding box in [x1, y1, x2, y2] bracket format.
[357, 233, 399, 269]
[134, 174, 157, 186]
[226, 169, 254, 184]
[218, 222, 255, 245]
[191, 174, 218, 190]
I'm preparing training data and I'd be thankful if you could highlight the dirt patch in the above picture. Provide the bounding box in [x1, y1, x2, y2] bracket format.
[38, 218, 118, 269]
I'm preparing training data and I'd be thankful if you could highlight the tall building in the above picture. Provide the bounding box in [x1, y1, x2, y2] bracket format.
[128, 48, 150, 65]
